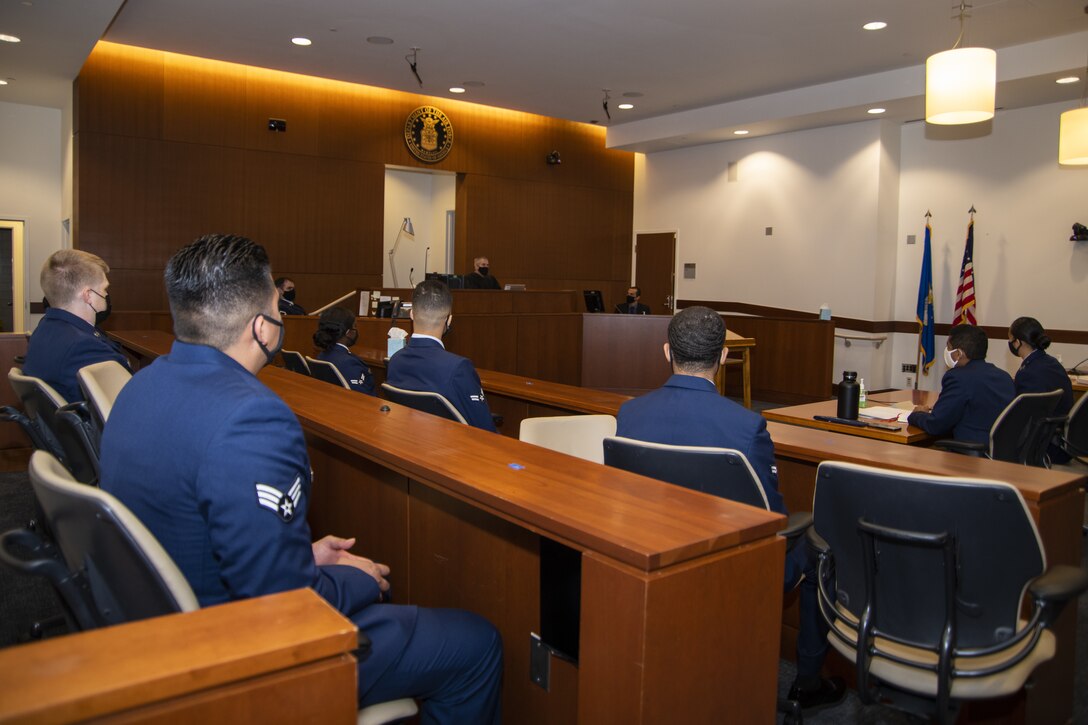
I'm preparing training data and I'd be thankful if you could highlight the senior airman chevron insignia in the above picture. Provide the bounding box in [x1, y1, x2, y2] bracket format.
[255, 477, 302, 522]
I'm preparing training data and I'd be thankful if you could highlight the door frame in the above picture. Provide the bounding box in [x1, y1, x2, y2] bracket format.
[632, 228, 678, 314]
[0, 219, 27, 333]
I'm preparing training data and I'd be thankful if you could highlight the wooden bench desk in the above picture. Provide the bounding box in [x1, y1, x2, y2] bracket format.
[0, 590, 359, 724]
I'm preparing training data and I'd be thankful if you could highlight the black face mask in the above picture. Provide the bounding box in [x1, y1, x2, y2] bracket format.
[283, 289, 297, 302]
[1008, 339, 1021, 356]
[443, 316, 453, 336]
[478, 267, 489, 276]
[252, 313, 285, 366]
[626, 295, 636, 305]
[345, 329, 358, 348]
[89, 289, 112, 326]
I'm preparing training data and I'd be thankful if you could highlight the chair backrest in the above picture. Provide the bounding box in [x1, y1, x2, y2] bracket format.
[305, 356, 350, 389]
[1063, 391, 1088, 458]
[281, 349, 311, 376]
[989, 390, 1062, 464]
[519, 415, 616, 463]
[8, 367, 67, 444]
[380, 383, 467, 425]
[28, 450, 199, 628]
[77, 360, 132, 425]
[602, 436, 770, 510]
[812, 461, 1044, 649]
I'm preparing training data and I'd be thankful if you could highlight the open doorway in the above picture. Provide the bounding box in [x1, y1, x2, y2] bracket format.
[384, 166, 456, 288]
[0, 220, 27, 333]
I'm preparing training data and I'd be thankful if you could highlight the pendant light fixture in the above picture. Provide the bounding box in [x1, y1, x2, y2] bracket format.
[1058, 53, 1088, 166]
[925, 2, 996, 125]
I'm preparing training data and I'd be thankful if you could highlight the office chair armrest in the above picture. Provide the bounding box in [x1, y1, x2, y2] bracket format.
[0, 527, 66, 579]
[1028, 564, 1088, 629]
[491, 413, 504, 428]
[0, 405, 49, 450]
[780, 512, 813, 543]
[932, 439, 986, 454]
[805, 526, 829, 555]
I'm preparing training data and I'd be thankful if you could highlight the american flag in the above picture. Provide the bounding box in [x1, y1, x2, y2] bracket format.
[952, 215, 976, 326]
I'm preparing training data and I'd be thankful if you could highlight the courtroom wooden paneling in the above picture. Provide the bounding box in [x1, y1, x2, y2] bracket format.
[723, 316, 833, 404]
[76, 42, 634, 313]
[515, 314, 583, 384]
[0, 590, 359, 725]
[581, 314, 672, 392]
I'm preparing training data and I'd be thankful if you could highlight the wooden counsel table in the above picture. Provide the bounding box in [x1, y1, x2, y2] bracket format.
[107, 329, 788, 723]
[0, 590, 360, 724]
[761, 390, 937, 445]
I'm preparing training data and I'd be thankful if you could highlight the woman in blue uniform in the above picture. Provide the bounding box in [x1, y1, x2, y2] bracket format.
[1009, 316, 1073, 462]
[313, 307, 375, 395]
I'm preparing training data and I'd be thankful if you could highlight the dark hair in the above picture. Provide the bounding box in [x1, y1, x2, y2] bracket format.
[1009, 316, 1051, 351]
[412, 279, 452, 326]
[314, 307, 355, 350]
[668, 306, 725, 372]
[165, 234, 274, 350]
[274, 277, 291, 290]
[948, 324, 988, 361]
[629, 286, 641, 297]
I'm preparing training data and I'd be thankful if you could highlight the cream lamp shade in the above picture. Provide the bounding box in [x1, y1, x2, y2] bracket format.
[1058, 107, 1088, 165]
[925, 47, 996, 125]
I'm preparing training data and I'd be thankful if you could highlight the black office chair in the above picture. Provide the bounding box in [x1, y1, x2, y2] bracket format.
[0, 450, 418, 725]
[1056, 392, 1087, 464]
[305, 356, 350, 389]
[380, 383, 468, 425]
[808, 461, 1088, 724]
[281, 349, 311, 376]
[602, 436, 812, 724]
[934, 390, 1062, 466]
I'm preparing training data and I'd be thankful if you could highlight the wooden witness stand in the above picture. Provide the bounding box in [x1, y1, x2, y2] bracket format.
[104, 330, 1085, 723]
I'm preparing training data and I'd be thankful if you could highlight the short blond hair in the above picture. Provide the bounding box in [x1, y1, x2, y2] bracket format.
[41, 249, 109, 307]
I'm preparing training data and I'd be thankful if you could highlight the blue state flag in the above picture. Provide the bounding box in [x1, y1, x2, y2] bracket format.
[916, 222, 936, 374]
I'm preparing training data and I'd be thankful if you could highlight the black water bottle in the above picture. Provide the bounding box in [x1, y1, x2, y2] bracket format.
[837, 371, 860, 420]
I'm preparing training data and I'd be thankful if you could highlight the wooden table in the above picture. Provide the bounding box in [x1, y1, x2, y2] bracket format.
[1072, 374, 1086, 400]
[0, 590, 360, 724]
[761, 390, 936, 445]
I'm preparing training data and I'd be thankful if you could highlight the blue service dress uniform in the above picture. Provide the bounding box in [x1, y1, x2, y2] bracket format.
[318, 343, 375, 396]
[1014, 348, 1073, 462]
[100, 341, 502, 721]
[23, 307, 132, 402]
[616, 374, 827, 678]
[385, 336, 497, 432]
[278, 297, 306, 316]
[907, 359, 1015, 444]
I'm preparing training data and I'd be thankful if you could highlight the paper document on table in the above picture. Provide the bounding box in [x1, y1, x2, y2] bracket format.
[858, 406, 902, 422]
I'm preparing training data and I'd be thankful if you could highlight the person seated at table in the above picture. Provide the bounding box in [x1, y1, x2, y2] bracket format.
[615, 305, 845, 712]
[100, 234, 503, 722]
[614, 285, 651, 315]
[313, 306, 375, 396]
[275, 276, 306, 315]
[1008, 316, 1073, 463]
[386, 279, 497, 432]
[462, 256, 501, 290]
[23, 249, 132, 402]
[908, 324, 1014, 444]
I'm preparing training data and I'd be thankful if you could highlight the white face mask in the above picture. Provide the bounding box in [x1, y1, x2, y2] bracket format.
[943, 346, 959, 369]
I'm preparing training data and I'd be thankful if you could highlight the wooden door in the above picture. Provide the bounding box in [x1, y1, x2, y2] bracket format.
[634, 232, 676, 315]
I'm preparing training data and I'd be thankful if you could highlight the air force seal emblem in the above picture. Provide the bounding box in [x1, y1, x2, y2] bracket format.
[256, 477, 303, 522]
[404, 106, 453, 163]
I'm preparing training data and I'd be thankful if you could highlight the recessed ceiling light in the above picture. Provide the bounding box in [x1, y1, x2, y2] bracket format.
[867, 107, 886, 114]
[291, 37, 312, 46]
[617, 103, 634, 110]
[449, 87, 466, 94]
[733, 130, 750, 135]
[0, 34, 21, 43]
[0, 80, 7, 86]
[366, 36, 394, 45]
[862, 21, 887, 31]
[462, 80, 485, 87]
[1056, 76, 1080, 84]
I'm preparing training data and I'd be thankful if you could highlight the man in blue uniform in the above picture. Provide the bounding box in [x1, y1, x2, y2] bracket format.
[100, 234, 502, 722]
[908, 324, 1015, 444]
[616, 306, 843, 711]
[613, 286, 651, 315]
[386, 279, 497, 432]
[23, 249, 131, 402]
[275, 276, 306, 315]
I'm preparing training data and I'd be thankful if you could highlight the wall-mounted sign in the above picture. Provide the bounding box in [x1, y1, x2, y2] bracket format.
[404, 106, 453, 163]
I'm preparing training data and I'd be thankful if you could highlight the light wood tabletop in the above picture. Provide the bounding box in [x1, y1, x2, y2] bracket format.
[761, 390, 936, 445]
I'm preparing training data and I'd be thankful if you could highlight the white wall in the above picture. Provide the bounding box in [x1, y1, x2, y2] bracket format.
[383, 169, 456, 288]
[634, 101, 1088, 392]
[0, 101, 64, 332]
